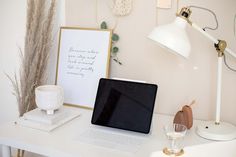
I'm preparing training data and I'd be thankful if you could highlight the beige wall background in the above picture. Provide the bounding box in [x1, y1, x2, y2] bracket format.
[66, 0, 236, 124]
[0, 0, 26, 124]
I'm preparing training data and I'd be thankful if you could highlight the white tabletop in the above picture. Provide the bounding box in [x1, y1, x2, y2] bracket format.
[0, 106, 235, 157]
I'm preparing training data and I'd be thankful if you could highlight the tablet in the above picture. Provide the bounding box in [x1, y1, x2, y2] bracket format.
[91, 78, 158, 134]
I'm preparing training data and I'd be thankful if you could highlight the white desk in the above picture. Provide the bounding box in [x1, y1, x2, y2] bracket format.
[0, 107, 235, 157]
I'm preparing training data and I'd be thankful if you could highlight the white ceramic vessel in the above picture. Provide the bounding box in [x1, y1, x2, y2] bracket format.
[35, 85, 64, 115]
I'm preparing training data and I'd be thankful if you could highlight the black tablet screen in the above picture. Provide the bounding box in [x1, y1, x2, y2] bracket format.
[91, 78, 158, 134]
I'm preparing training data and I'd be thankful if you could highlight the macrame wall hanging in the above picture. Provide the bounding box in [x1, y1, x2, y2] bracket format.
[112, 0, 133, 16]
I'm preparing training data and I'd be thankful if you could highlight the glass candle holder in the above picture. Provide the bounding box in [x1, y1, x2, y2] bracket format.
[163, 123, 187, 156]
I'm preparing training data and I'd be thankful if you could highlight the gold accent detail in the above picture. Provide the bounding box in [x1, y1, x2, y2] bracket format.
[176, 0, 180, 14]
[163, 147, 184, 156]
[177, 7, 192, 24]
[64, 103, 93, 110]
[215, 122, 220, 125]
[215, 40, 227, 57]
[17, 149, 25, 157]
[55, 27, 112, 109]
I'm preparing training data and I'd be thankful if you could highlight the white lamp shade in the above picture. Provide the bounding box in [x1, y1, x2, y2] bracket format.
[148, 17, 191, 58]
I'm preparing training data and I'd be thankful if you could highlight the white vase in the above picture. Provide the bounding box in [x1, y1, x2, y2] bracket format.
[35, 85, 64, 115]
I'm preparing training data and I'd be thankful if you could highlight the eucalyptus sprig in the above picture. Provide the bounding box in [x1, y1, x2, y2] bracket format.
[100, 21, 122, 65]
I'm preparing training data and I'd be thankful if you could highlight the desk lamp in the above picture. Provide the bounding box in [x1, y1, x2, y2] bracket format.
[148, 7, 236, 141]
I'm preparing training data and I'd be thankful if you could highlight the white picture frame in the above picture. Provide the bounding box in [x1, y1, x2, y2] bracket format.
[55, 27, 112, 109]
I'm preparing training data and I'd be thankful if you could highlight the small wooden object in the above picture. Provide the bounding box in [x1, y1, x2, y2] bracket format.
[173, 100, 195, 129]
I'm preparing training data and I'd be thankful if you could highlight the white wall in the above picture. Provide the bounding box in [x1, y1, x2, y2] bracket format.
[0, 0, 26, 156]
[66, 0, 236, 124]
[0, 0, 26, 124]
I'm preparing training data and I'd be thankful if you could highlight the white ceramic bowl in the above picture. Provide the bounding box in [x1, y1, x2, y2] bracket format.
[35, 85, 64, 115]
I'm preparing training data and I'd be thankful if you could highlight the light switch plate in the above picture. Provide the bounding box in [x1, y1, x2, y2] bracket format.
[157, 0, 172, 9]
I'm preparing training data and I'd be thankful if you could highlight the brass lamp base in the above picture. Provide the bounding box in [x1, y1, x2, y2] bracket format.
[163, 147, 184, 156]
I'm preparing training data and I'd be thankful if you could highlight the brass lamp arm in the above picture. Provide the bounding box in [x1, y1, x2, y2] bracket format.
[177, 7, 236, 59]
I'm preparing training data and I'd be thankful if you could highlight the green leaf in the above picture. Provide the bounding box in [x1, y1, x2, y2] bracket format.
[100, 21, 107, 29]
[112, 47, 119, 53]
[112, 34, 119, 41]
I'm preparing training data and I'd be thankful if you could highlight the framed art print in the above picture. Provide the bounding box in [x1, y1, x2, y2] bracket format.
[55, 27, 112, 109]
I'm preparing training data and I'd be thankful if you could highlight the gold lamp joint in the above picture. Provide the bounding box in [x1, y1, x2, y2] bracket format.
[177, 7, 192, 24]
[214, 40, 227, 57]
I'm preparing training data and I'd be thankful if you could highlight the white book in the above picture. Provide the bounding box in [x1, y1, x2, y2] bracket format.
[23, 107, 68, 125]
[17, 107, 81, 132]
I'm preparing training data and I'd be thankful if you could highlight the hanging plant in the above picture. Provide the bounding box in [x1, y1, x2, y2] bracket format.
[100, 21, 122, 65]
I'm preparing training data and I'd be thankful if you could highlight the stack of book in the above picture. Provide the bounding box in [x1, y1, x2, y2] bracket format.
[17, 106, 80, 132]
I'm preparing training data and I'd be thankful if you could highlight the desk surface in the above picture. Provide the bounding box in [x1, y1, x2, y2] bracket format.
[0, 107, 235, 157]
